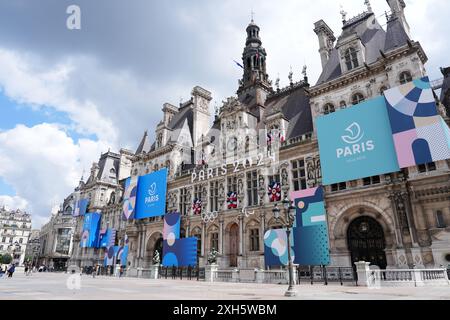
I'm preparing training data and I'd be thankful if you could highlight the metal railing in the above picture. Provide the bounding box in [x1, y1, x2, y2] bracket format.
[297, 266, 357, 286]
[263, 270, 286, 284]
[215, 270, 233, 282]
[158, 266, 205, 281]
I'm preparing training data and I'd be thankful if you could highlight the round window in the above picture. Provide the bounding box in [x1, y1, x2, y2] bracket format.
[445, 254, 450, 262]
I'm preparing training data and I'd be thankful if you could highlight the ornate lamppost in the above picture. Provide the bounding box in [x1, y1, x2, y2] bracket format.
[272, 196, 297, 297]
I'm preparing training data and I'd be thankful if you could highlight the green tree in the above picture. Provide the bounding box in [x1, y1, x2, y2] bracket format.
[1, 253, 12, 264]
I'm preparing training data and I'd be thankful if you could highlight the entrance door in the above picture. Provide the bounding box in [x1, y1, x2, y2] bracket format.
[347, 216, 387, 269]
[229, 224, 239, 267]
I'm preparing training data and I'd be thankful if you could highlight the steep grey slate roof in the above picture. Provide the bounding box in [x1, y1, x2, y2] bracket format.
[316, 13, 410, 85]
[167, 104, 194, 144]
[265, 86, 313, 139]
[97, 152, 120, 183]
[135, 131, 152, 154]
[384, 17, 410, 52]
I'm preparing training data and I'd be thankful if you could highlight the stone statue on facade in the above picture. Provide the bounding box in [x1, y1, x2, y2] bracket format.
[207, 248, 219, 265]
[152, 250, 160, 265]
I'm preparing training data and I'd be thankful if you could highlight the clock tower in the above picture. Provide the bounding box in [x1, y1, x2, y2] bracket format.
[237, 19, 273, 110]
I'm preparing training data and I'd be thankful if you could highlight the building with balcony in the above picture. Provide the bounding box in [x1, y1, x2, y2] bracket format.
[0, 207, 32, 266]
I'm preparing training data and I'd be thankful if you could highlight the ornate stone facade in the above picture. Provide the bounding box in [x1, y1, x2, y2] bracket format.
[66, 2, 450, 271]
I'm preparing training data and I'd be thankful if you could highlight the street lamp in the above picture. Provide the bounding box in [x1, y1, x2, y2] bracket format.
[272, 196, 297, 297]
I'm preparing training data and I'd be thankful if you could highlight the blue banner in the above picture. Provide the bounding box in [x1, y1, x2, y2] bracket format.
[134, 168, 168, 219]
[99, 228, 115, 248]
[80, 212, 101, 248]
[316, 96, 400, 185]
[162, 237, 198, 267]
[73, 198, 89, 217]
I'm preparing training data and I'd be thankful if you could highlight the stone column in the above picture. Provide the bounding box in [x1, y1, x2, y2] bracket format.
[259, 211, 266, 256]
[238, 215, 244, 256]
[136, 227, 142, 267]
[442, 207, 450, 227]
[219, 218, 224, 255]
[201, 222, 206, 257]
[425, 208, 436, 230]
[388, 193, 403, 248]
[413, 203, 427, 230]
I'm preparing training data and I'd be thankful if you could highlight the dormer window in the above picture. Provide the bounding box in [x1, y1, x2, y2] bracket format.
[344, 47, 359, 71]
[352, 93, 365, 105]
[323, 103, 335, 115]
[399, 71, 412, 85]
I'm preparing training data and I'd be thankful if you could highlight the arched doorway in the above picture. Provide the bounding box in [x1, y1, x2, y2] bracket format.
[347, 216, 387, 269]
[146, 232, 163, 266]
[229, 224, 239, 267]
[153, 238, 163, 263]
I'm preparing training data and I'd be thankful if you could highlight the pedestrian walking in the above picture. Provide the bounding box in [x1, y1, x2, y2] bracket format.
[24, 264, 29, 276]
[7, 264, 15, 278]
[119, 266, 124, 278]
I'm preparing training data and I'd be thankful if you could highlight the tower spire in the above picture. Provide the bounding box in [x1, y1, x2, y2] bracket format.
[237, 19, 271, 99]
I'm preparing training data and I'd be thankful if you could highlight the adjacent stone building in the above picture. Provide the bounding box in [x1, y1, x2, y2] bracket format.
[0, 207, 32, 266]
[37, 207, 75, 270]
[66, 0, 450, 271]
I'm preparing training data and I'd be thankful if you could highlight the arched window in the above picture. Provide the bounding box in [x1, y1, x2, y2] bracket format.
[352, 93, 365, 105]
[345, 47, 359, 71]
[340, 101, 347, 108]
[399, 71, 412, 85]
[323, 103, 335, 115]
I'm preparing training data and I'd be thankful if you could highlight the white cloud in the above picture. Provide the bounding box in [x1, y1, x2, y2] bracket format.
[0, 123, 107, 228]
[0, 195, 28, 211]
[0, 0, 447, 228]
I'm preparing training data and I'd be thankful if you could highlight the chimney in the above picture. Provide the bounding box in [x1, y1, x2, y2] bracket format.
[314, 20, 336, 69]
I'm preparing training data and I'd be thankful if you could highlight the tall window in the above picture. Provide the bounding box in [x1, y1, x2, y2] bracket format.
[209, 181, 219, 212]
[179, 188, 189, 216]
[292, 159, 307, 191]
[352, 93, 365, 105]
[436, 211, 446, 228]
[418, 162, 436, 173]
[399, 71, 413, 85]
[210, 232, 219, 251]
[363, 176, 381, 186]
[323, 103, 335, 115]
[228, 176, 237, 193]
[194, 185, 202, 202]
[345, 47, 359, 71]
[249, 229, 260, 252]
[247, 171, 258, 206]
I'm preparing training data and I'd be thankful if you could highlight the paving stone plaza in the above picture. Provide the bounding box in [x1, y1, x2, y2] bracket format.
[1, 272, 450, 300]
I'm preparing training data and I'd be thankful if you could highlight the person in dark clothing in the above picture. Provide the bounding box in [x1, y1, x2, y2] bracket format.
[7, 264, 15, 278]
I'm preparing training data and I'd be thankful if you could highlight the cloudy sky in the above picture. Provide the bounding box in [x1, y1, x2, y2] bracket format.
[0, 0, 448, 228]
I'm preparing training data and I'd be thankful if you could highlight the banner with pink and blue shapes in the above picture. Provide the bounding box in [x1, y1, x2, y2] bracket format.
[263, 229, 294, 267]
[291, 187, 330, 266]
[163, 213, 181, 243]
[384, 76, 450, 168]
[122, 176, 138, 221]
[162, 212, 198, 267]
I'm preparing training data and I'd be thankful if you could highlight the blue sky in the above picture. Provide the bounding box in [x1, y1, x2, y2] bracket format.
[0, 0, 448, 228]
